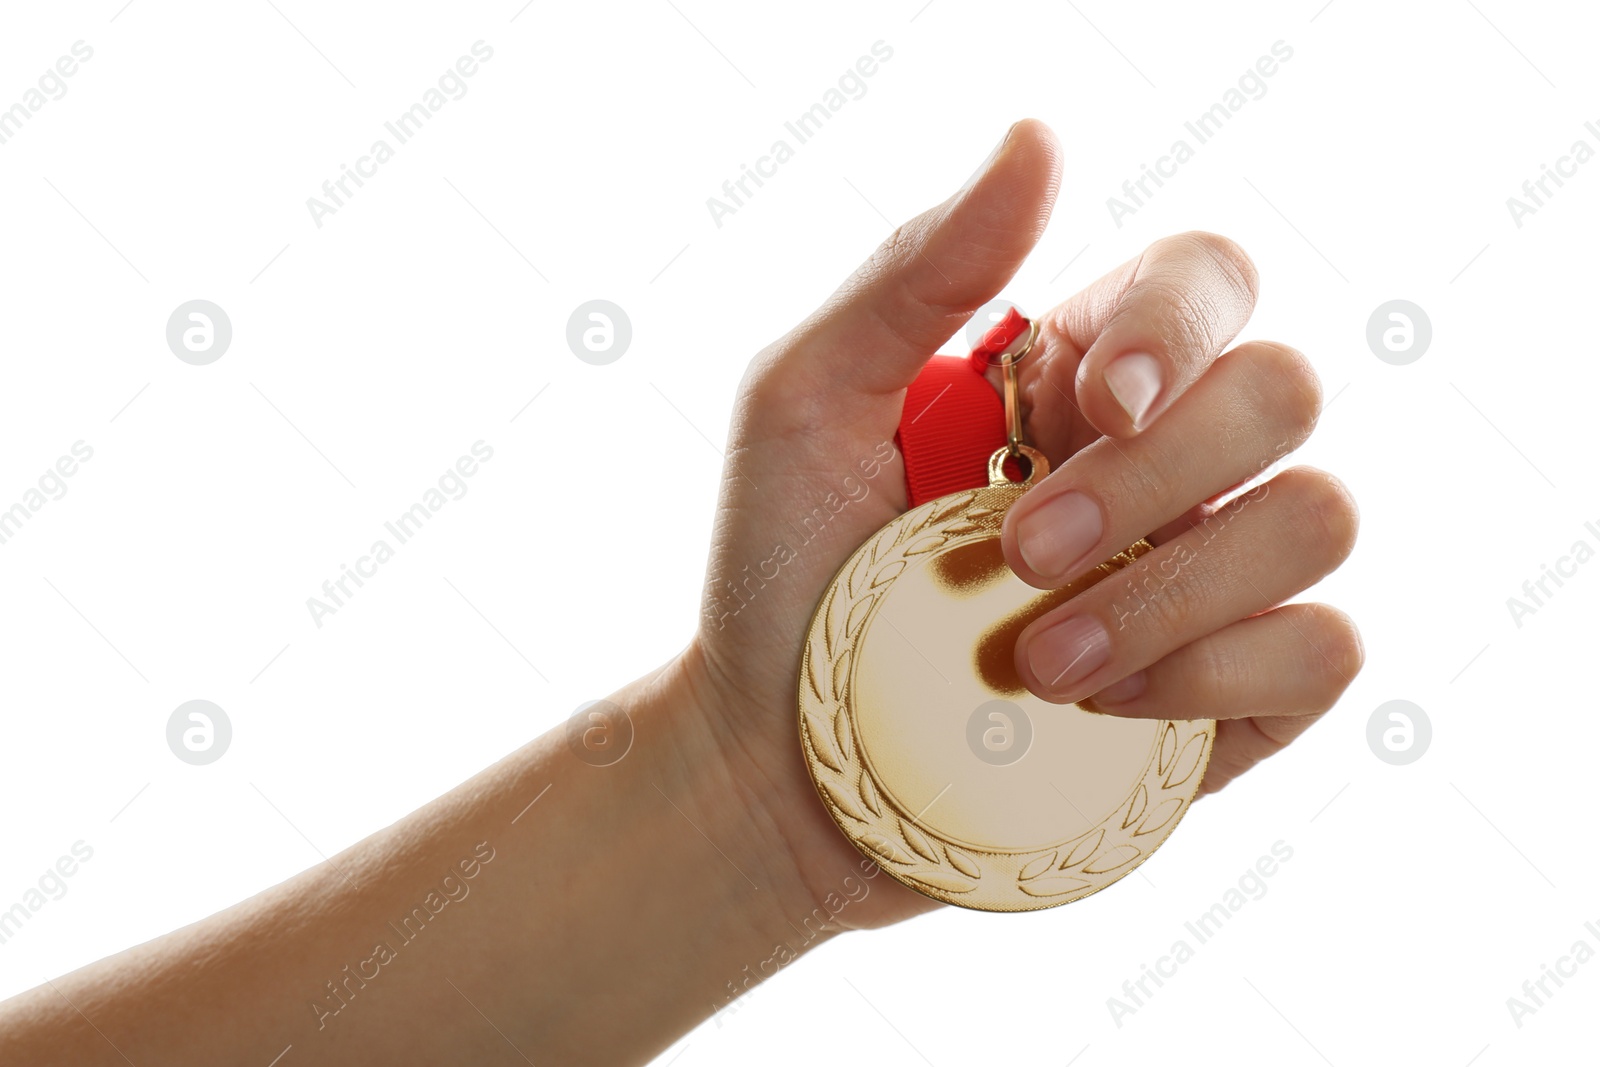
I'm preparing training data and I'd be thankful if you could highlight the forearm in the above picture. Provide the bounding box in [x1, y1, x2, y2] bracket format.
[0, 655, 833, 1066]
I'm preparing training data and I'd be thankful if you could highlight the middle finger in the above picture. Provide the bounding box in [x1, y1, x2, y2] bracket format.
[1002, 339, 1322, 590]
[1012, 466, 1359, 705]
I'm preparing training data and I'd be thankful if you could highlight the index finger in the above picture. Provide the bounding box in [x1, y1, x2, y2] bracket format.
[1045, 231, 1261, 438]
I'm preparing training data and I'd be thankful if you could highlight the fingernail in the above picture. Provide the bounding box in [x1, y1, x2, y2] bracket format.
[1092, 670, 1146, 707]
[1104, 352, 1163, 430]
[1026, 615, 1110, 695]
[1016, 490, 1102, 580]
[962, 122, 1016, 190]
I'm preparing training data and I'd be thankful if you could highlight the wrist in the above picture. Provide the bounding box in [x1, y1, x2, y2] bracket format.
[656, 639, 927, 938]
[630, 646, 828, 927]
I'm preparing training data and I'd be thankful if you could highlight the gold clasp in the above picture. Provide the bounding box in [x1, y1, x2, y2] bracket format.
[998, 317, 1038, 461]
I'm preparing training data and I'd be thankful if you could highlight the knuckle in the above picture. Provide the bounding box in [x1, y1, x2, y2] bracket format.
[1173, 230, 1261, 306]
[739, 346, 788, 405]
[856, 217, 970, 351]
[1298, 603, 1366, 691]
[739, 344, 821, 436]
[1127, 275, 1220, 360]
[1279, 467, 1360, 569]
[1109, 550, 1210, 641]
[1112, 430, 1187, 508]
[866, 221, 917, 278]
[1246, 341, 1324, 447]
[1125, 231, 1259, 364]
[1189, 638, 1249, 707]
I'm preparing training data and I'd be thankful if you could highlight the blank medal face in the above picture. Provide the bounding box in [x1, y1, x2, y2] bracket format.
[852, 535, 1160, 853]
[799, 482, 1213, 912]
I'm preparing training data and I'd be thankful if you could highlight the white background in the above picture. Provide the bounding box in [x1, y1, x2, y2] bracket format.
[1, 1, 1595, 1063]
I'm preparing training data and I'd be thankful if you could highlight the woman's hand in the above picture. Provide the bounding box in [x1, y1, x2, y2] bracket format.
[683, 118, 1363, 930]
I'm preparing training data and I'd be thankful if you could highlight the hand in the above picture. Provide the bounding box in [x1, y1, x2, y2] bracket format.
[681, 118, 1363, 929]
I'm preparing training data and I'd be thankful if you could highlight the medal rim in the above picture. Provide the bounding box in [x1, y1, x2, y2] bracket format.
[797, 480, 1216, 913]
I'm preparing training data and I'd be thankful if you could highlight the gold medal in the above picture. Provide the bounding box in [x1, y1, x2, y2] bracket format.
[798, 322, 1215, 912]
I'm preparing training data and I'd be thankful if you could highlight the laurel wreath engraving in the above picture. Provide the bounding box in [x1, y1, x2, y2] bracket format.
[798, 487, 1215, 912]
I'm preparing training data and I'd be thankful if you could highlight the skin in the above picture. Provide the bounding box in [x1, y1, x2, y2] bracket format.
[0, 119, 1361, 1065]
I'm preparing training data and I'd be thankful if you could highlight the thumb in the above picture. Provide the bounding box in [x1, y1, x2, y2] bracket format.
[782, 118, 1061, 398]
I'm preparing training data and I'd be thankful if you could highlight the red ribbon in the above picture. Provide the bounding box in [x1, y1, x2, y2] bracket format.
[894, 309, 1030, 507]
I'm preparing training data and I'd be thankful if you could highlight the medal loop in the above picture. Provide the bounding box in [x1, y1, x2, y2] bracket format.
[988, 443, 1047, 488]
[997, 317, 1038, 462]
